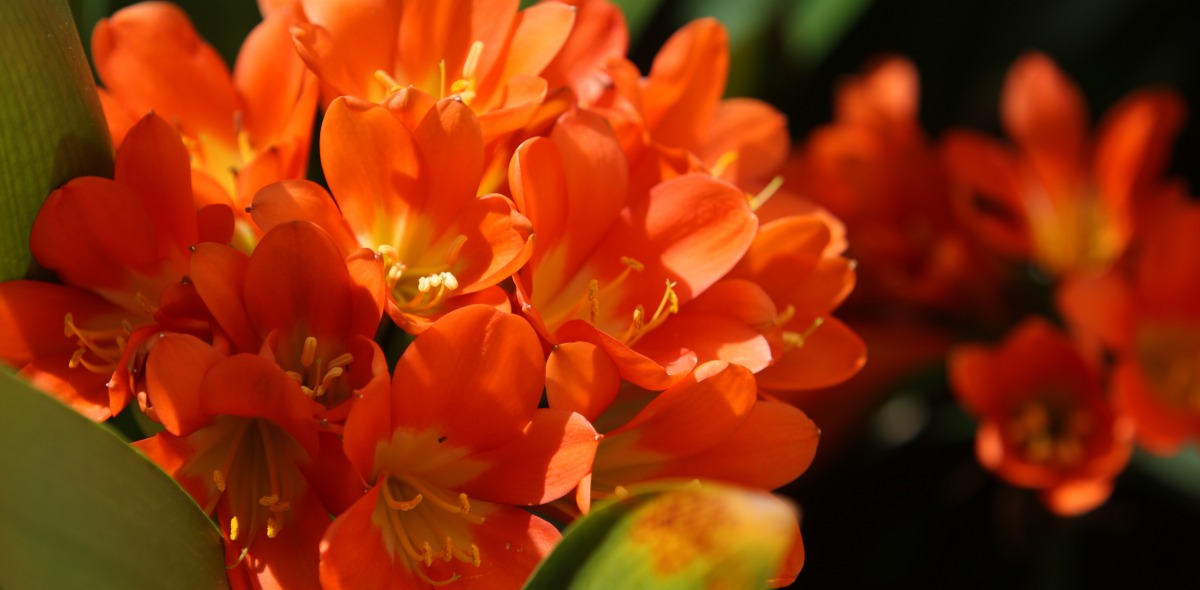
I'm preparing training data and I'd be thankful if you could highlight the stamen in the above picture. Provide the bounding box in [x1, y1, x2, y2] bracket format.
[445, 235, 468, 267]
[422, 541, 434, 567]
[284, 371, 304, 383]
[710, 150, 739, 178]
[587, 280, 600, 324]
[782, 317, 825, 350]
[462, 41, 484, 80]
[443, 537, 455, 562]
[213, 470, 227, 492]
[374, 70, 403, 95]
[382, 482, 424, 511]
[381, 492, 426, 562]
[229, 516, 240, 541]
[327, 353, 354, 370]
[259, 495, 280, 507]
[301, 337, 318, 368]
[470, 544, 481, 567]
[266, 517, 279, 539]
[749, 176, 785, 211]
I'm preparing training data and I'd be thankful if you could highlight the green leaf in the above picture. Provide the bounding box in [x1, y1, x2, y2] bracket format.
[785, 0, 875, 67]
[524, 482, 798, 589]
[0, 0, 114, 281]
[1134, 445, 1200, 500]
[0, 371, 230, 590]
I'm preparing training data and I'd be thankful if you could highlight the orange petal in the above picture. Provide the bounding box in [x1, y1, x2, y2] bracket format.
[940, 130, 1030, 256]
[144, 333, 224, 436]
[755, 315, 865, 391]
[700, 98, 789, 186]
[1056, 272, 1135, 351]
[320, 97, 421, 241]
[114, 113, 198, 254]
[652, 401, 820, 490]
[250, 180, 359, 255]
[396, 0, 472, 92]
[233, 7, 318, 148]
[1112, 359, 1194, 455]
[1000, 52, 1087, 192]
[390, 306, 545, 450]
[1040, 478, 1112, 517]
[634, 312, 774, 373]
[555, 319, 696, 390]
[457, 408, 598, 505]
[189, 243, 258, 353]
[300, 0, 401, 102]
[411, 97, 486, 231]
[200, 354, 321, 457]
[1094, 89, 1186, 218]
[730, 214, 830, 303]
[547, 341, 621, 422]
[641, 18, 728, 152]
[318, 482, 396, 590]
[224, 485, 326, 589]
[92, 3, 237, 145]
[19, 354, 113, 422]
[481, 1, 575, 109]
[836, 55, 920, 128]
[0, 281, 125, 364]
[244, 221, 354, 342]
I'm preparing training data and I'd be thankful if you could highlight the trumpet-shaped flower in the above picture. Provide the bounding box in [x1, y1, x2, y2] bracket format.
[93, 1, 318, 249]
[291, 0, 575, 140]
[0, 114, 230, 420]
[320, 306, 598, 589]
[250, 91, 533, 332]
[1059, 203, 1200, 454]
[949, 318, 1133, 515]
[942, 52, 1185, 277]
[134, 220, 388, 587]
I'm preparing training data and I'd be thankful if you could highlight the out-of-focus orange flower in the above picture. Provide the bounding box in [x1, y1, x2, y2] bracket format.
[509, 107, 759, 384]
[790, 56, 1006, 316]
[949, 318, 1133, 515]
[292, 0, 574, 134]
[0, 114, 230, 421]
[250, 90, 533, 333]
[133, 221, 388, 588]
[589, 18, 790, 193]
[1059, 203, 1200, 455]
[320, 306, 597, 589]
[93, 1, 318, 250]
[942, 52, 1185, 277]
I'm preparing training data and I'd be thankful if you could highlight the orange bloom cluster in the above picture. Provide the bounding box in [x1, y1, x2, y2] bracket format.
[785, 52, 1188, 515]
[0, 1, 864, 587]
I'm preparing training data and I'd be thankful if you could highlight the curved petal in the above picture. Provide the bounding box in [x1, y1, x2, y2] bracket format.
[145, 332, 224, 436]
[1000, 52, 1088, 191]
[299, 0, 401, 102]
[634, 312, 774, 373]
[234, 7, 319, 147]
[755, 315, 865, 391]
[547, 341, 621, 422]
[0, 281, 125, 364]
[92, 3, 237, 145]
[18, 354, 113, 422]
[411, 97, 485, 232]
[318, 483, 395, 590]
[641, 18, 728, 152]
[250, 180, 359, 254]
[245, 221, 355, 341]
[555, 320, 695, 390]
[390, 306, 545, 451]
[190, 243, 258, 354]
[200, 354, 322, 457]
[701, 98, 789, 186]
[479, 1, 575, 109]
[114, 113, 199, 253]
[940, 130, 1030, 256]
[457, 408, 598, 505]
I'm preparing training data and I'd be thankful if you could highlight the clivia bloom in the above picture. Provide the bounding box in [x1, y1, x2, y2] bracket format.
[1059, 203, 1200, 454]
[249, 90, 533, 332]
[320, 305, 598, 589]
[93, 1, 319, 249]
[942, 52, 1185, 277]
[133, 220, 389, 588]
[291, 0, 576, 140]
[0, 113, 231, 421]
[949, 318, 1133, 515]
[509, 107, 759, 385]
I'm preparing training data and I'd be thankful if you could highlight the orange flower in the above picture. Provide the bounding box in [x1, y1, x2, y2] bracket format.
[0, 113, 230, 420]
[1059, 203, 1200, 454]
[949, 318, 1133, 515]
[250, 90, 533, 332]
[509, 107, 759, 384]
[133, 220, 388, 588]
[319, 306, 598, 589]
[93, 1, 318, 249]
[942, 52, 1185, 277]
[588, 18, 789, 193]
[291, 0, 575, 135]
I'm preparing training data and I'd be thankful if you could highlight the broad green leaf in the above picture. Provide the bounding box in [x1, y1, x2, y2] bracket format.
[0, 371, 229, 590]
[525, 482, 799, 589]
[0, 0, 113, 281]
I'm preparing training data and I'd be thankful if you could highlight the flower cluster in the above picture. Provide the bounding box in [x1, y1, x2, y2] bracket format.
[0, 0, 863, 587]
[783, 53, 1188, 515]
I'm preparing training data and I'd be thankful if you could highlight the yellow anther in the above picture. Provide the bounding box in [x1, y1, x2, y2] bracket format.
[458, 493, 471, 514]
[422, 541, 434, 567]
[587, 279, 600, 324]
[443, 537, 455, 562]
[229, 516, 240, 541]
[213, 470, 227, 492]
[301, 337, 318, 368]
[259, 495, 280, 507]
[301, 385, 316, 398]
[285, 371, 304, 383]
[270, 501, 291, 513]
[748, 175, 785, 212]
[620, 256, 645, 272]
[782, 317, 824, 350]
[470, 544, 481, 567]
[775, 304, 797, 328]
[614, 485, 629, 498]
[266, 516, 279, 539]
